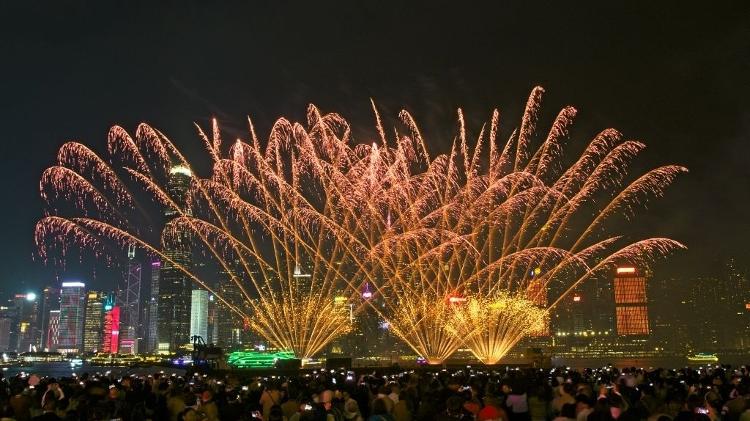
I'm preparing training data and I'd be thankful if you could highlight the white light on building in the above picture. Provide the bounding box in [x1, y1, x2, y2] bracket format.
[190, 290, 209, 342]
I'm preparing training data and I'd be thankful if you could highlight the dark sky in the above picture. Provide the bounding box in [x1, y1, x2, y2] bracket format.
[1, 1, 749, 293]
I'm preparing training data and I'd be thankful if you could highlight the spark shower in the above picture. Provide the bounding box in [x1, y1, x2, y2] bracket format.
[35, 87, 685, 363]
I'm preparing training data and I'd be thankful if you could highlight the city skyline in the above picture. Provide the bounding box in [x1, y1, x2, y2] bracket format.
[0, 3, 749, 366]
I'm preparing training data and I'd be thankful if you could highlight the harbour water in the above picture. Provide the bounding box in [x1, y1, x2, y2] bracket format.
[1, 362, 186, 379]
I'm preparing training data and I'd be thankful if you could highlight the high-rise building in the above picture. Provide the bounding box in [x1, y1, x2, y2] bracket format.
[0, 303, 18, 352]
[83, 291, 105, 353]
[118, 245, 142, 354]
[614, 267, 650, 336]
[526, 276, 550, 336]
[206, 294, 219, 345]
[146, 261, 160, 353]
[649, 276, 690, 353]
[190, 289, 209, 342]
[13, 293, 39, 352]
[58, 281, 86, 353]
[39, 287, 60, 351]
[0, 314, 12, 351]
[46, 310, 60, 351]
[102, 296, 121, 354]
[157, 165, 193, 352]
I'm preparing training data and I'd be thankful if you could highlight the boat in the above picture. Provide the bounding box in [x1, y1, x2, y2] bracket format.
[88, 353, 143, 366]
[687, 353, 719, 363]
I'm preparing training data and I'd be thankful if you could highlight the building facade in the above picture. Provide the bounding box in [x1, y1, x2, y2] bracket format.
[102, 300, 121, 354]
[613, 267, 650, 336]
[157, 165, 193, 352]
[13, 293, 39, 352]
[190, 289, 209, 342]
[83, 291, 105, 353]
[39, 287, 60, 351]
[46, 310, 60, 351]
[146, 260, 160, 352]
[58, 281, 86, 353]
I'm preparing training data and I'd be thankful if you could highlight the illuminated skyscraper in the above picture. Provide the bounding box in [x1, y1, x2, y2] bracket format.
[614, 267, 650, 336]
[39, 287, 60, 351]
[46, 310, 60, 351]
[102, 295, 121, 354]
[83, 291, 105, 353]
[13, 293, 39, 352]
[58, 281, 86, 353]
[146, 260, 160, 352]
[215, 279, 245, 349]
[190, 289, 209, 341]
[526, 274, 550, 336]
[0, 312, 11, 351]
[157, 165, 193, 352]
[118, 245, 142, 354]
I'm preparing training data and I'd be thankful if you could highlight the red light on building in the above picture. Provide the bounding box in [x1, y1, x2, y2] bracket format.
[102, 306, 120, 354]
[614, 266, 649, 335]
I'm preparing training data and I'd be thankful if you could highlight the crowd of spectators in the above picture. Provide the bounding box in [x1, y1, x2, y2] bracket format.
[1, 364, 749, 421]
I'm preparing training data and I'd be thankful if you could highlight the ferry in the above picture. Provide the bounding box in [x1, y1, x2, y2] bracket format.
[88, 353, 143, 366]
[687, 353, 719, 363]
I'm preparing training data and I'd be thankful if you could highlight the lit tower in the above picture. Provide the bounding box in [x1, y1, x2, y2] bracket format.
[58, 281, 86, 354]
[146, 260, 160, 352]
[102, 294, 120, 353]
[13, 293, 39, 352]
[46, 310, 60, 351]
[157, 165, 193, 352]
[526, 267, 550, 336]
[614, 267, 650, 335]
[39, 287, 60, 351]
[118, 245, 142, 354]
[83, 291, 105, 353]
[190, 289, 209, 341]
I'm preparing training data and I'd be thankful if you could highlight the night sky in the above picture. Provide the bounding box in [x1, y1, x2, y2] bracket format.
[1, 1, 749, 293]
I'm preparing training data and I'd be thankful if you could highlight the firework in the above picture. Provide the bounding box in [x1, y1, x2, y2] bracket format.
[36, 87, 685, 363]
[365, 87, 685, 364]
[448, 292, 547, 365]
[36, 109, 417, 358]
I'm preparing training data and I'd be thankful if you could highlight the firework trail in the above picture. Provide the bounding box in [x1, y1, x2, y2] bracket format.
[36, 87, 685, 362]
[365, 87, 685, 364]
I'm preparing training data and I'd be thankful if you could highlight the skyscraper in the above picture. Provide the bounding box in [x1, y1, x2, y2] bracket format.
[215, 277, 246, 349]
[157, 165, 193, 352]
[39, 287, 60, 351]
[13, 293, 39, 352]
[0, 303, 17, 352]
[102, 295, 120, 354]
[614, 267, 650, 336]
[118, 245, 142, 354]
[58, 281, 86, 353]
[46, 310, 60, 351]
[83, 291, 105, 353]
[0, 314, 11, 351]
[190, 289, 209, 342]
[146, 260, 160, 353]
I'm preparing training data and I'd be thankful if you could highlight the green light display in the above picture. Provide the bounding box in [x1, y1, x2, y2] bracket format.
[226, 350, 296, 368]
